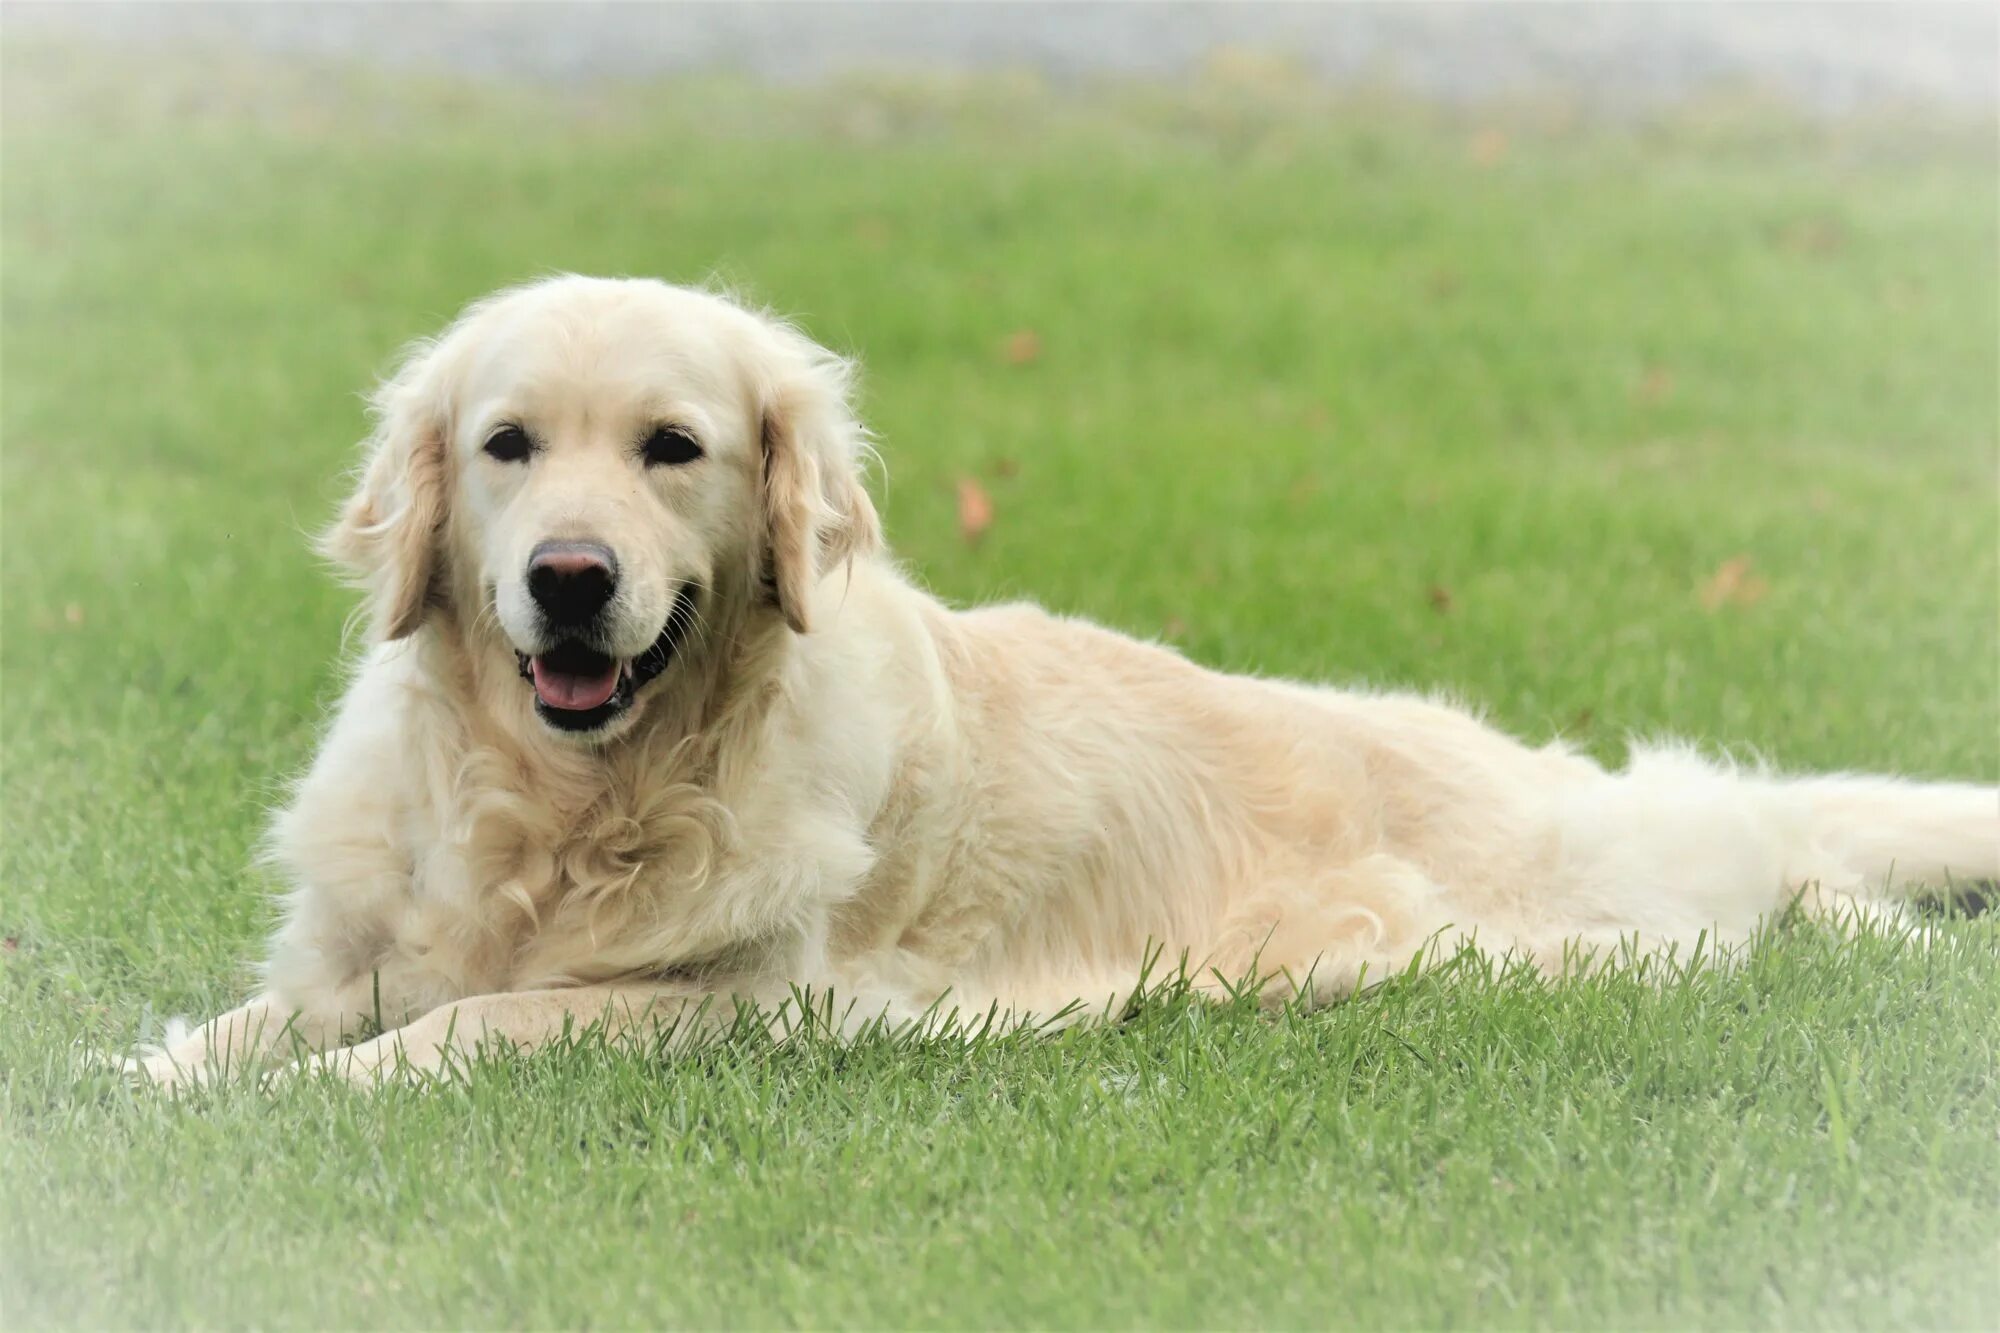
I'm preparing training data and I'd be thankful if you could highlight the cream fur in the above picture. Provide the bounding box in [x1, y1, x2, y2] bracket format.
[132, 276, 2000, 1089]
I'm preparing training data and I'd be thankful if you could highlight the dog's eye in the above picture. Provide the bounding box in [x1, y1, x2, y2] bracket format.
[483, 425, 533, 463]
[641, 426, 703, 467]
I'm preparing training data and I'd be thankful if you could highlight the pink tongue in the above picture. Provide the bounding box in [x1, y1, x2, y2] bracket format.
[530, 657, 620, 711]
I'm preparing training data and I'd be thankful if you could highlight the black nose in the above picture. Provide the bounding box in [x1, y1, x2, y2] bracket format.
[528, 541, 618, 628]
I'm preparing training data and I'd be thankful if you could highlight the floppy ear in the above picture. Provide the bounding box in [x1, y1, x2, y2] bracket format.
[759, 337, 881, 634]
[318, 343, 452, 641]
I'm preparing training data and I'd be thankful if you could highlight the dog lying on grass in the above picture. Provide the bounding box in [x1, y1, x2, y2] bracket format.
[131, 276, 1998, 1088]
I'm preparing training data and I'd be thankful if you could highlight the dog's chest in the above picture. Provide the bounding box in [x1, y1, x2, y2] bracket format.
[399, 776, 740, 987]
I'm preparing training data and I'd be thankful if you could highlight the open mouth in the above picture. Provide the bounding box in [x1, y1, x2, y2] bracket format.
[515, 587, 699, 733]
[527, 641, 624, 712]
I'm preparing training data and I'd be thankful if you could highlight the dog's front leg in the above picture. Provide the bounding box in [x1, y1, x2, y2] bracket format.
[291, 984, 730, 1087]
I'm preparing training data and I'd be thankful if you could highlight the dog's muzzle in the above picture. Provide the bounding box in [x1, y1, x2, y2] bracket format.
[515, 586, 700, 733]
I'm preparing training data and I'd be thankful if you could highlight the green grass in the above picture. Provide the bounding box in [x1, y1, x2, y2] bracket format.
[4, 37, 1997, 1330]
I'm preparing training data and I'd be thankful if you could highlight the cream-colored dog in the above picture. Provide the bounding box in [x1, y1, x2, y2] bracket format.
[133, 276, 1997, 1088]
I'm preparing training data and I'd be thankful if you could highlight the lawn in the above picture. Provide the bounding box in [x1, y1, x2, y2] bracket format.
[3, 35, 1997, 1330]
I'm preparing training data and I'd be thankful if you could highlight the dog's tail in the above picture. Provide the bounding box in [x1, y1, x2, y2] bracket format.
[1547, 746, 1998, 948]
[1790, 771, 1999, 899]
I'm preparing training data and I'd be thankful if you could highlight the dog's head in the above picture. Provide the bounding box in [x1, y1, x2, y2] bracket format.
[322, 276, 879, 741]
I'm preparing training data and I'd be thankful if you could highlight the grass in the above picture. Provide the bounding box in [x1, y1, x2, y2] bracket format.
[3, 35, 1997, 1331]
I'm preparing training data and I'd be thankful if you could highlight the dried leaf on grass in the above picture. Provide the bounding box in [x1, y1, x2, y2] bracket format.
[956, 476, 994, 544]
[1469, 128, 1509, 168]
[1000, 330, 1042, 365]
[1698, 555, 1769, 611]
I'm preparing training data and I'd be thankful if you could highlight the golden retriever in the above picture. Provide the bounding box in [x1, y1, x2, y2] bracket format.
[132, 276, 1998, 1088]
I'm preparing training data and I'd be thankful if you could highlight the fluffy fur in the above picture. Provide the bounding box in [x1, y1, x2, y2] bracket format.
[133, 276, 1998, 1088]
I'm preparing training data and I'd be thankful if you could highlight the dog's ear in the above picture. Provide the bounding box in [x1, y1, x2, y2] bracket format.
[759, 334, 881, 634]
[318, 341, 452, 641]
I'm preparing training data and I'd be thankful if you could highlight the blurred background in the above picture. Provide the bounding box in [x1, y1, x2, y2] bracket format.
[4, 1, 1994, 763]
[12, 2, 1998, 108]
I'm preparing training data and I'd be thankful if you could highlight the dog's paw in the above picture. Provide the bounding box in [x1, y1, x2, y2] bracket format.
[88, 1016, 202, 1091]
[76, 1043, 150, 1086]
[121, 1050, 202, 1092]
[97, 1042, 217, 1093]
